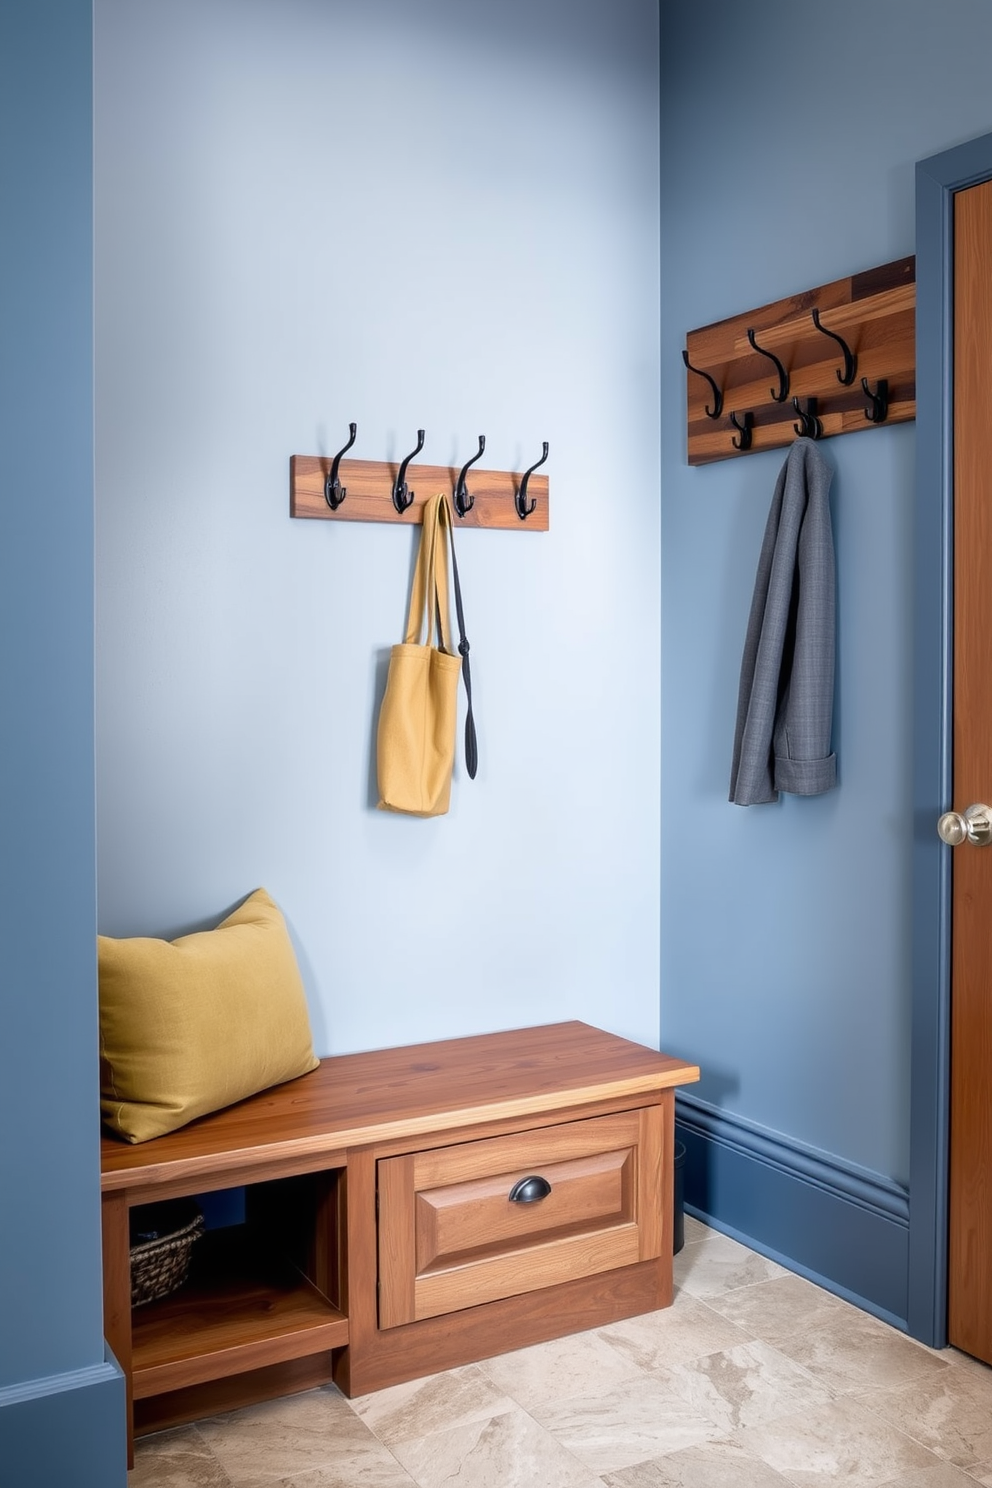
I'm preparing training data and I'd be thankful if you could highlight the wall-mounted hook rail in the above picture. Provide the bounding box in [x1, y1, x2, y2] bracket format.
[747, 328, 790, 402]
[325, 422, 357, 510]
[683, 256, 915, 463]
[393, 429, 425, 514]
[290, 446, 549, 531]
[729, 411, 754, 451]
[862, 376, 889, 423]
[792, 396, 823, 439]
[516, 442, 549, 521]
[454, 435, 486, 518]
[682, 350, 723, 419]
[811, 308, 857, 386]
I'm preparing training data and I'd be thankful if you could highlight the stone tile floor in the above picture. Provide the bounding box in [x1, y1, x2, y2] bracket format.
[129, 1218, 992, 1487]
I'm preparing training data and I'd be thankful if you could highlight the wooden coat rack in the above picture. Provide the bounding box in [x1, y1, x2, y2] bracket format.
[290, 432, 549, 531]
[683, 257, 915, 465]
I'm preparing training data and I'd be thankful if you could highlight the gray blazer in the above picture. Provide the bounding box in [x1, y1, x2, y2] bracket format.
[729, 437, 837, 806]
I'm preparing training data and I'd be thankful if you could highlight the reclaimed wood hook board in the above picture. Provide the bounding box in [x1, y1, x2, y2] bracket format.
[683, 256, 916, 465]
[290, 451, 549, 531]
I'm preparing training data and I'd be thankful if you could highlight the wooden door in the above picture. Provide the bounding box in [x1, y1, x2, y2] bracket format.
[948, 177, 992, 1363]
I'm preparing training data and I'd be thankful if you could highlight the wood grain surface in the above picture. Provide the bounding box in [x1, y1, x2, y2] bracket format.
[133, 1355, 335, 1439]
[415, 1149, 631, 1263]
[684, 257, 915, 464]
[101, 1021, 699, 1193]
[948, 180, 992, 1364]
[291, 455, 549, 530]
[337, 1255, 670, 1397]
[377, 1108, 653, 1328]
[130, 1227, 348, 1398]
[103, 1023, 696, 1457]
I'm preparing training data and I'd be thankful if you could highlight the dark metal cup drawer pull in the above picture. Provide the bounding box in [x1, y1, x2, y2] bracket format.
[508, 1175, 552, 1204]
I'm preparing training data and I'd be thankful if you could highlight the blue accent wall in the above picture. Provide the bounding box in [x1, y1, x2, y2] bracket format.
[0, 0, 125, 1478]
[659, 0, 992, 1329]
[677, 1096, 910, 1329]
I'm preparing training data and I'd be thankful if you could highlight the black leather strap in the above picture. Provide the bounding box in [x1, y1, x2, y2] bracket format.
[445, 515, 478, 780]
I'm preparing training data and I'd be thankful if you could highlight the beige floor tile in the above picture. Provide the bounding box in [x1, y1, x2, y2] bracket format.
[728, 1394, 938, 1484]
[894, 1466, 992, 1486]
[682, 1215, 712, 1246]
[772, 1307, 952, 1396]
[597, 1294, 754, 1373]
[674, 1232, 789, 1301]
[349, 1364, 515, 1448]
[946, 1346, 992, 1382]
[705, 1273, 859, 1346]
[600, 1436, 795, 1486]
[129, 1426, 233, 1488]
[128, 1230, 992, 1488]
[670, 1277, 713, 1310]
[662, 1339, 834, 1433]
[194, 1386, 409, 1486]
[388, 1403, 602, 1488]
[530, 1372, 725, 1474]
[858, 1367, 992, 1469]
[226, 1462, 416, 1488]
[477, 1328, 645, 1410]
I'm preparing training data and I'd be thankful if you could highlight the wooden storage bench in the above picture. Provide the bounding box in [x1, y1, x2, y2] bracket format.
[101, 1020, 699, 1463]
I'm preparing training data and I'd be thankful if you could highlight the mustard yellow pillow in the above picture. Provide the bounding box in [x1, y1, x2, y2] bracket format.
[99, 888, 319, 1143]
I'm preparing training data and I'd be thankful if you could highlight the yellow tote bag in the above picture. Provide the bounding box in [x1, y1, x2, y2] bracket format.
[377, 494, 462, 816]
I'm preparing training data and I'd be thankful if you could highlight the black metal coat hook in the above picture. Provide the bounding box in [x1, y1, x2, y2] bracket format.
[324, 422, 357, 510]
[862, 376, 889, 424]
[747, 328, 790, 402]
[811, 308, 857, 386]
[393, 429, 425, 513]
[454, 435, 486, 518]
[729, 411, 754, 451]
[516, 442, 548, 520]
[792, 396, 823, 440]
[682, 350, 724, 419]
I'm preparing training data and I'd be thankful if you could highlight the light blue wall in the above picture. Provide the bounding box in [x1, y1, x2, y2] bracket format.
[93, 0, 662, 1055]
[660, 0, 992, 1191]
[0, 1, 125, 1479]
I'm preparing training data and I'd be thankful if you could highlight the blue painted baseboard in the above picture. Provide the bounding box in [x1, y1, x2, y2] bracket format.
[0, 1349, 127, 1488]
[676, 1092, 911, 1330]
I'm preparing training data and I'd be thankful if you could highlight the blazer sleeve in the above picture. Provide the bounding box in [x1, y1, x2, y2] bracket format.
[729, 438, 837, 806]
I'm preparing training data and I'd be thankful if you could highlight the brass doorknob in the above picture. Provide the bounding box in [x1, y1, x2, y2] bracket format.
[937, 804, 992, 847]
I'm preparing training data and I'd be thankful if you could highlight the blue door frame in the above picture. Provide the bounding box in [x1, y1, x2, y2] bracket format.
[910, 130, 992, 1347]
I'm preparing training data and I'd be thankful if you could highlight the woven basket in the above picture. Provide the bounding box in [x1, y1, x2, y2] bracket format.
[129, 1199, 205, 1308]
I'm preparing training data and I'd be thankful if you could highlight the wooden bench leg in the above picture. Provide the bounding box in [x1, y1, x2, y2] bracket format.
[102, 1190, 134, 1468]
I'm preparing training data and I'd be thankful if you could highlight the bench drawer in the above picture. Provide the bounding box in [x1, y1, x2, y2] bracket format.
[377, 1106, 663, 1329]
